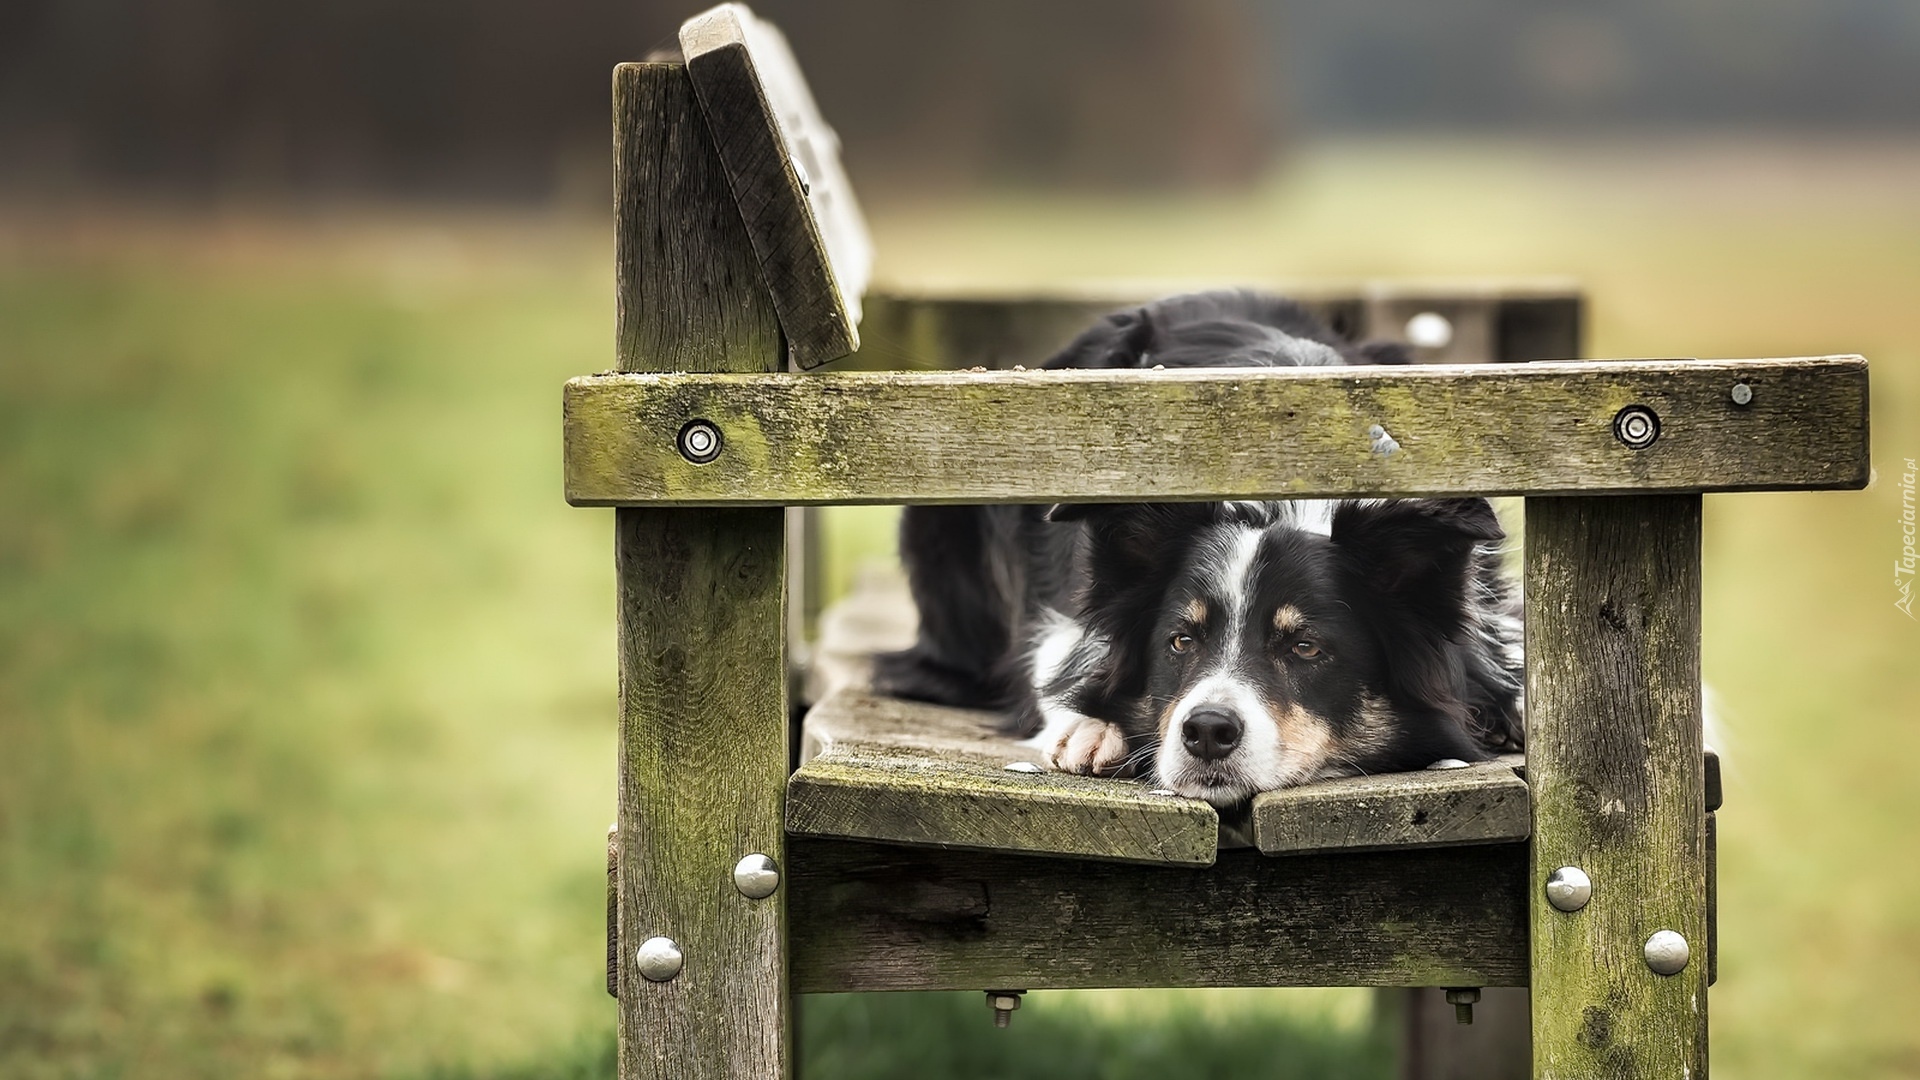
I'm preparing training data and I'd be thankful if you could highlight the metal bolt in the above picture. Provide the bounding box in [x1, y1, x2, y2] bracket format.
[677, 419, 723, 464]
[1367, 424, 1400, 457]
[1545, 866, 1593, 913]
[1425, 758, 1470, 770]
[1644, 929, 1690, 976]
[1731, 382, 1753, 406]
[733, 853, 780, 900]
[1445, 987, 1480, 1025]
[1004, 761, 1043, 774]
[1612, 405, 1661, 450]
[636, 936, 683, 982]
[986, 990, 1024, 1028]
[1147, 788, 1178, 797]
[1405, 311, 1454, 349]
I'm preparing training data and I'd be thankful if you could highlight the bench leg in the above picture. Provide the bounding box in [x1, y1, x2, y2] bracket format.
[617, 508, 790, 1079]
[1525, 496, 1709, 1078]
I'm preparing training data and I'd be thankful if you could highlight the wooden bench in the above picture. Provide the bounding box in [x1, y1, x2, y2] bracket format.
[569, 6, 1870, 1078]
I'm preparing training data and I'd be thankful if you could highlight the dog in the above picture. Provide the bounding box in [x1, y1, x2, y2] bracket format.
[872, 290, 1524, 806]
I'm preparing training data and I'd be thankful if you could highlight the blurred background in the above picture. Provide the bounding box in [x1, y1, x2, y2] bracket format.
[3, 1, 1918, 1077]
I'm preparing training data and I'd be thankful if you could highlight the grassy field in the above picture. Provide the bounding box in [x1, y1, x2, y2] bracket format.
[2, 139, 1918, 1078]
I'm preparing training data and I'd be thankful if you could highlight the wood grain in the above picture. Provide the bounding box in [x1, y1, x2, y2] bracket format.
[564, 356, 1870, 505]
[681, 4, 868, 369]
[612, 61, 789, 1080]
[1250, 758, 1530, 855]
[614, 62, 784, 374]
[1525, 496, 1708, 1079]
[787, 837, 1531, 993]
[789, 689, 1220, 866]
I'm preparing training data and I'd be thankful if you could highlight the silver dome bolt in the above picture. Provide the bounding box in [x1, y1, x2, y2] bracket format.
[1644, 930, 1690, 976]
[1545, 866, 1593, 913]
[636, 936, 684, 982]
[733, 854, 780, 900]
[1731, 382, 1753, 406]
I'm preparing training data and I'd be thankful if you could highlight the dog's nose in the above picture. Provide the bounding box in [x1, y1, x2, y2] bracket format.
[1181, 708, 1242, 761]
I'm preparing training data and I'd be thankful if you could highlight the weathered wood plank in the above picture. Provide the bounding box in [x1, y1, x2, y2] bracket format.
[787, 837, 1531, 993]
[1525, 496, 1708, 1079]
[564, 356, 1870, 506]
[789, 689, 1219, 866]
[1251, 759, 1530, 855]
[681, 4, 870, 369]
[612, 61, 789, 1080]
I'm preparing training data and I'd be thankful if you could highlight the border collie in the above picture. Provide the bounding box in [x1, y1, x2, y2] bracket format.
[872, 290, 1525, 807]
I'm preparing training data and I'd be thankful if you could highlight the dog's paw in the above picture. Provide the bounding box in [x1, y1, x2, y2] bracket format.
[1041, 716, 1131, 776]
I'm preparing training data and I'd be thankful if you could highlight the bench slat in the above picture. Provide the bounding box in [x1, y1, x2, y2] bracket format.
[790, 689, 1221, 867]
[1251, 757, 1532, 855]
[565, 356, 1869, 505]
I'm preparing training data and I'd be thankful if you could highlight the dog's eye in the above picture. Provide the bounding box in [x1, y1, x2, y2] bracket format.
[1291, 640, 1323, 659]
[1169, 633, 1195, 654]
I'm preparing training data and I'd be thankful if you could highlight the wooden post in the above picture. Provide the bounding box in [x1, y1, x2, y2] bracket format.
[613, 60, 790, 1080]
[1525, 496, 1708, 1079]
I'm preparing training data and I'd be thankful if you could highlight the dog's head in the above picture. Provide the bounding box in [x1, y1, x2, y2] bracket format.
[1050, 499, 1503, 804]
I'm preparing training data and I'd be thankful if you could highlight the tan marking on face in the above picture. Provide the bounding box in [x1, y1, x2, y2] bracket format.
[1340, 692, 1397, 760]
[1272, 604, 1307, 635]
[1184, 598, 1208, 625]
[1259, 694, 1337, 783]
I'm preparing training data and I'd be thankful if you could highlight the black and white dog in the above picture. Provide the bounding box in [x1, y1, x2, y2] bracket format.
[873, 290, 1525, 806]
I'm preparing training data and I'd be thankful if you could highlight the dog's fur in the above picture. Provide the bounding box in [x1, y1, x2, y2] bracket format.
[873, 290, 1524, 805]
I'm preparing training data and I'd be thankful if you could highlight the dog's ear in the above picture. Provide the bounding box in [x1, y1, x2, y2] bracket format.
[1042, 306, 1157, 369]
[1331, 499, 1502, 623]
[1048, 502, 1225, 704]
[1332, 498, 1505, 724]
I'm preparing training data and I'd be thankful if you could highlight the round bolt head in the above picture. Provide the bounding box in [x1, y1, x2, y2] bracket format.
[1405, 311, 1455, 349]
[677, 419, 723, 464]
[1426, 758, 1470, 770]
[733, 853, 780, 899]
[636, 936, 683, 982]
[1003, 761, 1042, 774]
[1612, 405, 1661, 450]
[1731, 382, 1754, 406]
[1147, 788, 1178, 797]
[1644, 929, 1690, 976]
[1545, 866, 1593, 912]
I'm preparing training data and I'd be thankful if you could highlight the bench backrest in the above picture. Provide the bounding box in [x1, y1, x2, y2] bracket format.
[680, 4, 872, 369]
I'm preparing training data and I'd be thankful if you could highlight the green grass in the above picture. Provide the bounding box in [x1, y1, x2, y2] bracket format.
[4, 139, 1920, 1078]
